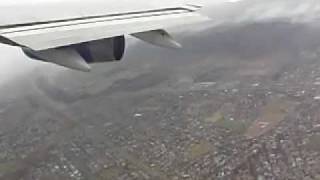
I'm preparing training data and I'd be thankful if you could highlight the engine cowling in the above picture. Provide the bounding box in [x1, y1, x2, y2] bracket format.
[22, 36, 126, 71]
[73, 36, 125, 63]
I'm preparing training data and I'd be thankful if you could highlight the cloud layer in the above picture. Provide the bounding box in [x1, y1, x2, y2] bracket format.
[200, 0, 320, 28]
[1, 0, 320, 85]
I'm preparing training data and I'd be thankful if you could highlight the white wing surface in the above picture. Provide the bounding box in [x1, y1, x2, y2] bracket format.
[0, 0, 208, 50]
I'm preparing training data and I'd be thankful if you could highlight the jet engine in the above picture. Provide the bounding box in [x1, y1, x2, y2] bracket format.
[22, 36, 126, 71]
[74, 36, 125, 63]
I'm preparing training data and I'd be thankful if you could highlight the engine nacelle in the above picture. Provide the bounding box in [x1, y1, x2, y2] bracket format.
[73, 36, 125, 63]
[22, 36, 126, 71]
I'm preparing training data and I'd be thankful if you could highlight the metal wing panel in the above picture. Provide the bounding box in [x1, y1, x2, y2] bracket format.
[0, 7, 208, 50]
[0, 0, 185, 27]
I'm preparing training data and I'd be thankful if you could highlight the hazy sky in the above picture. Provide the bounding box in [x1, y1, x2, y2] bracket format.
[0, 0, 239, 82]
[0, 0, 319, 84]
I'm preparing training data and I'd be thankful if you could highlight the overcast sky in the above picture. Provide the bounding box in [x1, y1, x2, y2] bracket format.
[0, 0, 319, 84]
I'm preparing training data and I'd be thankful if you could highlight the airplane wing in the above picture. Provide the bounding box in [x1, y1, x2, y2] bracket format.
[0, 0, 209, 71]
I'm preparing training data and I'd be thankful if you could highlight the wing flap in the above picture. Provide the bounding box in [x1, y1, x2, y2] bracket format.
[0, 5, 209, 50]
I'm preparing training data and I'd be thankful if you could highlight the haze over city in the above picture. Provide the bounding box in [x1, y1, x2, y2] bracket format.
[1, 0, 320, 179]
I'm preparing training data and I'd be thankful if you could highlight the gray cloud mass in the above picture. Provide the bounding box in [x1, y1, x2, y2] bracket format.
[0, 0, 320, 85]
